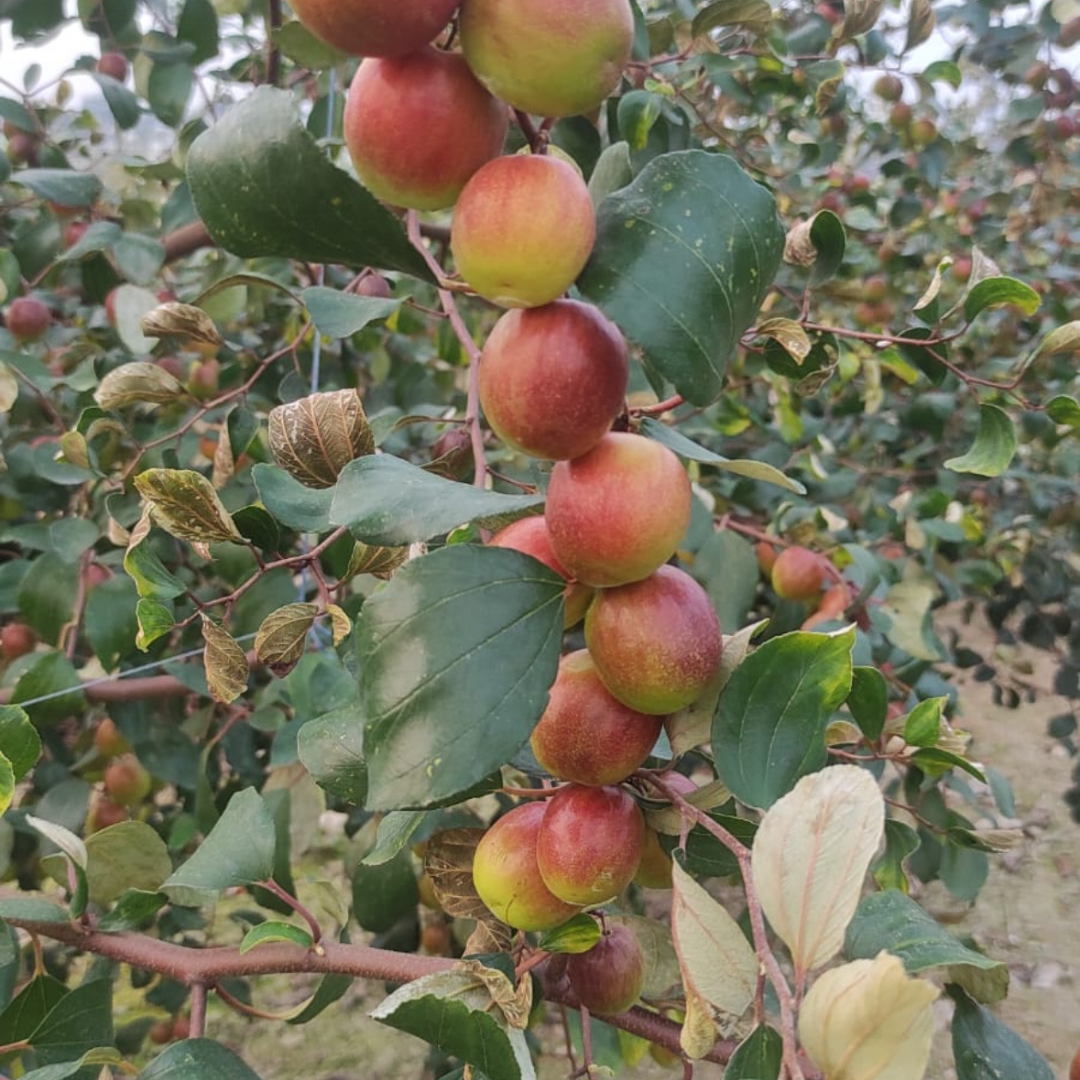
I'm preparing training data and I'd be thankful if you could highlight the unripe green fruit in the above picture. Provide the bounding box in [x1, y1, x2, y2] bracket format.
[566, 923, 645, 1014]
[478, 300, 627, 461]
[585, 565, 722, 715]
[545, 433, 691, 588]
[344, 48, 508, 211]
[104, 754, 152, 807]
[473, 802, 583, 931]
[771, 545, 827, 602]
[5, 297, 51, 341]
[488, 517, 594, 628]
[287, 0, 459, 57]
[460, 0, 634, 118]
[536, 784, 644, 906]
[531, 650, 662, 786]
[452, 156, 596, 309]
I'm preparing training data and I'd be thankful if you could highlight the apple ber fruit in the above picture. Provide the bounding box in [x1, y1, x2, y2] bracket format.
[104, 754, 152, 807]
[478, 300, 627, 461]
[566, 923, 645, 1014]
[451, 155, 596, 308]
[287, 0, 460, 58]
[4, 297, 51, 342]
[771, 545, 827, 602]
[1, 623, 37, 661]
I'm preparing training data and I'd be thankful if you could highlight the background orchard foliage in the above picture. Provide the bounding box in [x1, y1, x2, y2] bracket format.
[0, 0, 1077, 1078]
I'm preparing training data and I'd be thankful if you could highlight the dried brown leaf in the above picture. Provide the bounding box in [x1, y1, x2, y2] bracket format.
[254, 603, 318, 676]
[327, 604, 352, 645]
[94, 361, 186, 410]
[141, 301, 223, 350]
[268, 389, 375, 489]
[201, 616, 250, 704]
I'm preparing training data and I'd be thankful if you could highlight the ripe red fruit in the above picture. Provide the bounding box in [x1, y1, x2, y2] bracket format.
[536, 784, 644, 906]
[801, 582, 852, 631]
[344, 48, 508, 211]
[452, 156, 596, 308]
[86, 796, 129, 833]
[171, 1016, 191, 1041]
[355, 273, 393, 299]
[420, 921, 451, 955]
[4, 297, 51, 341]
[755, 541, 778, 576]
[104, 754, 152, 807]
[952, 256, 972, 283]
[460, 0, 634, 118]
[566, 923, 645, 1014]
[473, 802, 583, 931]
[771, 546, 827, 602]
[5, 130, 39, 165]
[94, 717, 129, 757]
[1, 623, 37, 661]
[585, 565, 722, 715]
[530, 650, 663, 786]
[545, 433, 691, 588]
[488, 517, 594, 628]
[1069, 1045, 1080, 1080]
[97, 52, 129, 81]
[148, 1020, 173, 1045]
[287, 0, 459, 57]
[478, 300, 627, 461]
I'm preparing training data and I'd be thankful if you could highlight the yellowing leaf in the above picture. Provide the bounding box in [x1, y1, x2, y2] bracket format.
[94, 361, 186, 410]
[268, 389, 375, 489]
[254, 603, 318, 675]
[135, 468, 243, 544]
[0, 363, 18, 413]
[798, 951, 938, 1080]
[141, 301, 224, 352]
[201, 617, 250, 704]
[671, 860, 758, 1023]
[752, 765, 884, 976]
[344, 541, 409, 581]
[327, 604, 352, 645]
[680, 987, 718, 1059]
[757, 318, 812, 365]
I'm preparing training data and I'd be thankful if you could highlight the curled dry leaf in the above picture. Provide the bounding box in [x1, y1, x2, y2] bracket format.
[757, 317, 813, 365]
[798, 951, 939, 1080]
[783, 215, 822, 267]
[201, 616, 250, 704]
[680, 987, 719, 1060]
[140, 301, 224, 351]
[456, 958, 532, 1030]
[326, 604, 352, 645]
[134, 468, 243, 544]
[254, 603, 318, 676]
[268, 389, 375, 489]
[345, 541, 409, 581]
[646, 779, 733, 837]
[94, 361, 186, 410]
[751, 764, 885, 976]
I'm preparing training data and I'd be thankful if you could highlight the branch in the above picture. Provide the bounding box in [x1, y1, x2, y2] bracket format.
[266, 0, 283, 87]
[163, 221, 215, 263]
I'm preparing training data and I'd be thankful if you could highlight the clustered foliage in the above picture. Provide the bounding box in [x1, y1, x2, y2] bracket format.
[0, 1, 1077, 1079]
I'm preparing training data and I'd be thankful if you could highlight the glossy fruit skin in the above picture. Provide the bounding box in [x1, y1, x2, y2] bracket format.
[473, 802, 582, 931]
[288, 0, 459, 57]
[452, 156, 596, 308]
[104, 754, 152, 807]
[488, 517, 594, 628]
[536, 784, 644, 905]
[344, 48, 508, 211]
[478, 300, 627, 461]
[531, 650, 662, 786]
[5, 297, 51, 341]
[633, 826, 673, 888]
[460, 0, 634, 118]
[771, 545, 827, 602]
[546, 433, 691, 588]
[97, 52, 129, 81]
[566, 923, 645, 1014]
[585, 565, 722, 715]
[1, 623, 37, 661]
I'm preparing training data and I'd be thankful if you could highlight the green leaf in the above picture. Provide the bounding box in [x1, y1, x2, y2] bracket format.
[692, 529, 760, 635]
[537, 913, 603, 955]
[239, 920, 313, 953]
[0, 975, 68, 1047]
[187, 86, 434, 281]
[330, 456, 545, 546]
[692, 0, 773, 37]
[362, 810, 427, 866]
[18, 1048, 125, 1080]
[0, 756, 13, 816]
[272, 21, 348, 69]
[90, 71, 140, 129]
[297, 706, 368, 805]
[903, 696, 946, 748]
[11, 653, 87, 726]
[1047, 395, 1080, 428]
[910, 747, 986, 782]
[136, 598, 175, 651]
[84, 821, 173, 905]
[18, 552, 78, 644]
[847, 666, 888, 740]
[302, 287, 401, 339]
[713, 629, 855, 809]
[148, 61, 194, 127]
[944, 405, 1017, 478]
[140, 1038, 265, 1080]
[949, 986, 1054, 1080]
[923, 59, 963, 87]
[588, 141, 633, 205]
[725, 1025, 782, 1080]
[97, 889, 168, 932]
[872, 819, 920, 892]
[638, 417, 806, 493]
[0, 705, 42, 780]
[963, 276, 1041, 321]
[162, 788, 276, 906]
[29, 979, 113, 1066]
[0, 899, 70, 924]
[358, 546, 564, 810]
[579, 150, 784, 405]
[85, 575, 139, 669]
[252, 463, 334, 533]
[177, 0, 220, 64]
[784, 211, 846, 286]
[10, 169, 102, 208]
[351, 848, 419, 933]
[683, 812, 758, 878]
[370, 971, 536, 1080]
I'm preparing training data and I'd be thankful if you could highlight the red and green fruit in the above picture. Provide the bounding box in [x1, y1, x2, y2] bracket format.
[104, 754, 152, 807]
[473, 801, 583, 931]
[94, 717, 130, 757]
[536, 784, 644, 905]
[86, 796, 129, 833]
[545, 433, 691, 588]
[97, 52, 129, 81]
[566, 923, 645, 1014]
[771, 545, 827, 601]
[530, 650, 663, 786]
[873, 74, 903, 102]
[287, 0, 459, 57]
[4, 297, 51, 341]
[344, 48, 508, 211]
[488, 517, 595, 628]
[460, 0, 634, 118]
[0, 623, 37, 660]
[477, 300, 627, 461]
[451, 155, 596, 308]
[584, 564, 722, 715]
[187, 359, 221, 401]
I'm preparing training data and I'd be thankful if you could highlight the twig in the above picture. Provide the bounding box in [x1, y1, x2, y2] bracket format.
[189, 983, 208, 1037]
[257, 877, 324, 946]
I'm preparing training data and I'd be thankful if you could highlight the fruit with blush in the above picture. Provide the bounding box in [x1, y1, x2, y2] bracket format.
[801, 582, 852, 631]
[86, 796, 129, 833]
[536, 784, 644, 906]
[452, 156, 596, 308]
[344, 48, 508, 211]
[356, 273, 393, 299]
[566, 923, 645, 1014]
[187, 359, 221, 401]
[755, 541, 778, 576]
[545, 433, 691, 588]
[287, 0, 460, 57]
[585, 564, 722, 715]
[104, 754, 152, 807]
[460, 0, 634, 118]
[771, 545, 827, 602]
[5, 296, 51, 341]
[874, 74, 903, 101]
[473, 801, 583, 931]
[531, 650, 663, 786]
[148, 1020, 173, 1045]
[94, 717, 130, 757]
[1, 623, 37, 661]
[488, 517, 594, 627]
[97, 52, 129, 81]
[478, 300, 627, 460]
